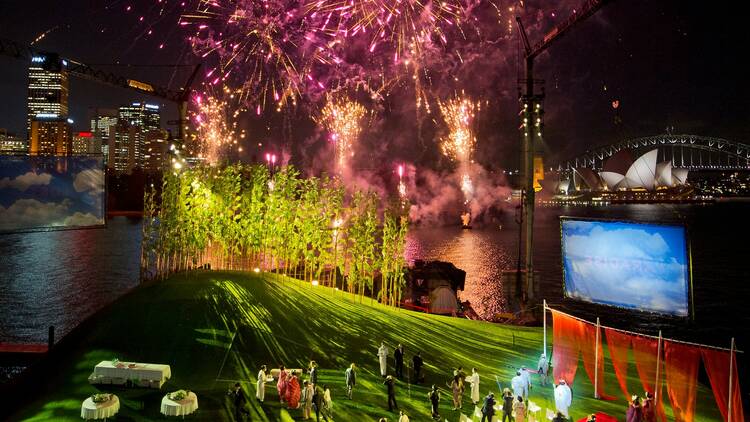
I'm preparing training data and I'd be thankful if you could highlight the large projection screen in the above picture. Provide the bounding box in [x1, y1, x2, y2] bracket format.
[560, 218, 691, 316]
[0, 155, 105, 233]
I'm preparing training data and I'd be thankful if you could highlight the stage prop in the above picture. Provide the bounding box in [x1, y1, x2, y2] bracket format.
[544, 303, 743, 422]
[560, 218, 692, 317]
[0, 155, 105, 233]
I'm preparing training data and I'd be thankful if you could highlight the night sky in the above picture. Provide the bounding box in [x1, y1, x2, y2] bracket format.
[1, 0, 748, 170]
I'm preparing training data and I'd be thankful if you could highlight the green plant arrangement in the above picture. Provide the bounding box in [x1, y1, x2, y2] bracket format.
[141, 163, 410, 307]
[169, 390, 190, 401]
[91, 393, 111, 403]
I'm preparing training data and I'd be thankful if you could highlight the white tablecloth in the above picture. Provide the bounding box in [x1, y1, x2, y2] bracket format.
[94, 361, 171, 382]
[161, 392, 199, 417]
[81, 395, 120, 420]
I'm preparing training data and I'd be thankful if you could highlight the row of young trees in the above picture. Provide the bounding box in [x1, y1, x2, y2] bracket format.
[141, 163, 409, 305]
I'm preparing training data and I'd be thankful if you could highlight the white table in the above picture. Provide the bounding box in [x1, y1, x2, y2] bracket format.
[92, 361, 171, 388]
[161, 392, 199, 417]
[81, 394, 120, 420]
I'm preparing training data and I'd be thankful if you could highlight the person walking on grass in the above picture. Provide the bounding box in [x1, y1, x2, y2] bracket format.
[394, 344, 405, 379]
[428, 384, 441, 420]
[309, 361, 318, 386]
[230, 382, 251, 421]
[467, 368, 480, 405]
[286, 370, 301, 409]
[554, 379, 572, 418]
[512, 370, 527, 400]
[256, 365, 268, 402]
[501, 388, 513, 422]
[312, 385, 329, 422]
[412, 352, 424, 384]
[513, 395, 527, 422]
[323, 384, 333, 419]
[277, 365, 288, 403]
[378, 341, 389, 377]
[384, 375, 398, 411]
[480, 392, 496, 422]
[345, 363, 356, 399]
[538, 353, 550, 386]
[302, 380, 314, 419]
[448, 374, 462, 410]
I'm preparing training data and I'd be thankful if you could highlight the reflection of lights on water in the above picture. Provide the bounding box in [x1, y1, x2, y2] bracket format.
[253, 267, 260, 273]
[405, 228, 512, 319]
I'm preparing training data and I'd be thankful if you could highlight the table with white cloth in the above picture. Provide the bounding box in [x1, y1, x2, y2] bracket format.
[161, 392, 199, 418]
[80, 394, 120, 420]
[91, 361, 172, 388]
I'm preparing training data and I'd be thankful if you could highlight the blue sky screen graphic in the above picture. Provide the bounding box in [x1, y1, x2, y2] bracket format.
[561, 219, 690, 316]
[0, 156, 104, 233]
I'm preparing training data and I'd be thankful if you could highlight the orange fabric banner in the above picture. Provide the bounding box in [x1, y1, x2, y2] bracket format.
[581, 322, 613, 400]
[605, 328, 632, 401]
[664, 340, 701, 422]
[631, 335, 667, 422]
[551, 310, 583, 386]
[700, 348, 744, 422]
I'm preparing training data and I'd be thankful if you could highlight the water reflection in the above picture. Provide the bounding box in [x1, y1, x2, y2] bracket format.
[406, 226, 515, 319]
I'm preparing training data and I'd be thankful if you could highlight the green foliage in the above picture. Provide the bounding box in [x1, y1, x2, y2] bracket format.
[141, 164, 409, 307]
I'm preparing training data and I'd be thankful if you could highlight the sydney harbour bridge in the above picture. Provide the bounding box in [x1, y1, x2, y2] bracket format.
[555, 134, 750, 174]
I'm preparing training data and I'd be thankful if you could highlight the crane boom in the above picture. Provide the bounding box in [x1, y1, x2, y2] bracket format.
[527, 0, 612, 59]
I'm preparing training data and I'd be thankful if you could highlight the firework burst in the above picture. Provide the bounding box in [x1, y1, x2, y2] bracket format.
[183, 0, 327, 113]
[321, 95, 367, 174]
[192, 94, 237, 165]
[438, 95, 479, 204]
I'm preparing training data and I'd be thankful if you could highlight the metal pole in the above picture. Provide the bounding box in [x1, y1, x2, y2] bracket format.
[523, 56, 536, 306]
[594, 317, 600, 399]
[728, 337, 735, 422]
[543, 299, 547, 357]
[654, 330, 662, 405]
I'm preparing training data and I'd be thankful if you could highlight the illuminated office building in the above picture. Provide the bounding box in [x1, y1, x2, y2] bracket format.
[0, 130, 27, 154]
[143, 129, 169, 172]
[90, 109, 117, 159]
[118, 102, 161, 168]
[72, 131, 102, 155]
[30, 119, 71, 155]
[27, 53, 69, 138]
[108, 123, 141, 174]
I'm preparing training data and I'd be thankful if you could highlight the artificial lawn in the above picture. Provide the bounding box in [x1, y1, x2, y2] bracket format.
[8, 270, 724, 421]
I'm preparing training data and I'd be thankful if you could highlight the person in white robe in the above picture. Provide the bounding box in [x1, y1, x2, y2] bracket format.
[377, 342, 389, 377]
[538, 353, 549, 386]
[554, 379, 572, 417]
[511, 371, 527, 400]
[467, 368, 481, 405]
[256, 365, 268, 402]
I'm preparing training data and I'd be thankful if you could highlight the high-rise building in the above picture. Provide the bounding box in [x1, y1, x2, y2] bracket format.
[143, 129, 169, 172]
[108, 123, 141, 174]
[72, 131, 102, 155]
[118, 102, 161, 168]
[90, 108, 118, 160]
[30, 119, 71, 155]
[27, 53, 69, 139]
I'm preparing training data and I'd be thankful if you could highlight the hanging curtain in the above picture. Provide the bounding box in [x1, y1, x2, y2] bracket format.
[631, 334, 667, 422]
[581, 322, 613, 400]
[664, 340, 701, 422]
[605, 328, 632, 401]
[551, 310, 584, 385]
[701, 347, 745, 422]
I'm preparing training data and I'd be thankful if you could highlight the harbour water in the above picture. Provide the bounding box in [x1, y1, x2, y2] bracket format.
[1, 203, 748, 359]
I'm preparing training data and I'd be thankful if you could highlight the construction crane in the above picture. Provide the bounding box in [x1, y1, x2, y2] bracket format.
[0, 37, 200, 141]
[514, 0, 613, 311]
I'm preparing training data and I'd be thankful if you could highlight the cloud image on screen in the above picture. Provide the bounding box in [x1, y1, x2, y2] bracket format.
[0, 155, 105, 233]
[561, 219, 690, 316]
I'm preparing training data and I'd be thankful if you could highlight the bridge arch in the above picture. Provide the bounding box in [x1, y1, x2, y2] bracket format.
[556, 135, 750, 171]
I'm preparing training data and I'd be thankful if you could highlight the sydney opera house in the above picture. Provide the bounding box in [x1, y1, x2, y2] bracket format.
[555, 149, 693, 202]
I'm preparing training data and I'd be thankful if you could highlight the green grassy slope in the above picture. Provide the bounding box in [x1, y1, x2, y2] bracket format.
[8, 271, 723, 421]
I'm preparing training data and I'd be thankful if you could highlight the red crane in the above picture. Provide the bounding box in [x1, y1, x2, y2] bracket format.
[514, 0, 614, 311]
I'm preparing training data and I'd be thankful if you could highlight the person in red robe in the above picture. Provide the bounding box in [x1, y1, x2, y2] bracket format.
[286, 370, 302, 409]
[641, 392, 656, 422]
[277, 365, 288, 403]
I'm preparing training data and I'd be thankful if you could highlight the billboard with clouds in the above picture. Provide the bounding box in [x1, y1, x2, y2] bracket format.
[561, 218, 691, 316]
[0, 155, 105, 233]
